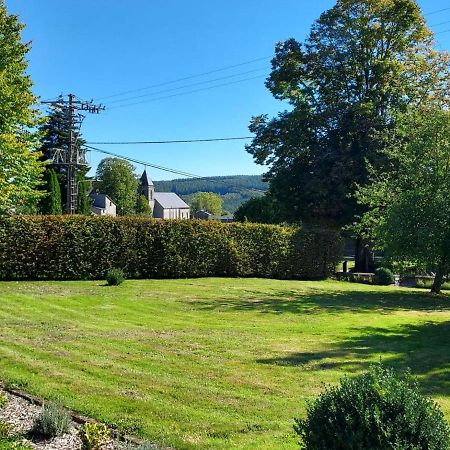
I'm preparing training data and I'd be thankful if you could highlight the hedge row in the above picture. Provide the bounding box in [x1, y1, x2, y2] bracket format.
[0, 216, 343, 281]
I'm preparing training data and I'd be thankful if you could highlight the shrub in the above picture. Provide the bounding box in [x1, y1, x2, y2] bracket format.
[0, 216, 343, 281]
[0, 419, 10, 439]
[374, 267, 395, 285]
[0, 438, 32, 450]
[337, 273, 374, 284]
[31, 402, 71, 438]
[106, 268, 125, 286]
[294, 365, 450, 450]
[78, 422, 110, 450]
[0, 420, 32, 449]
[0, 393, 7, 408]
[108, 415, 143, 440]
[415, 277, 450, 290]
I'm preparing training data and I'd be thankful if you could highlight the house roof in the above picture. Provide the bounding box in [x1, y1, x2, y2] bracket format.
[89, 192, 115, 209]
[140, 170, 154, 186]
[154, 192, 189, 209]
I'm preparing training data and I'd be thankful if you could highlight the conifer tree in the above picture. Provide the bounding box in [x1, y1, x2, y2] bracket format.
[136, 194, 152, 216]
[39, 102, 85, 164]
[40, 169, 62, 214]
[76, 173, 92, 215]
[39, 100, 87, 212]
[49, 169, 62, 214]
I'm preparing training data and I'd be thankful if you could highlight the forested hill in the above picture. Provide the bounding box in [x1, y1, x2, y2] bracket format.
[154, 175, 268, 214]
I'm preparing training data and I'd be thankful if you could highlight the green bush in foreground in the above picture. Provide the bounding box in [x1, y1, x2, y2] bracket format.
[294, 365, 450, 450]
[31, 402, 71, 439]
[78, 423, 110, 450]
[106, 268, 125, 286]
[374, 267, 395, 286]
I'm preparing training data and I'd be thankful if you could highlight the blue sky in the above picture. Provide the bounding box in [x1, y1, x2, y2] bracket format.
[5, 0, 450, 180]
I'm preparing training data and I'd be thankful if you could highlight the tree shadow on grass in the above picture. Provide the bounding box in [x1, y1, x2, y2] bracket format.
[191, 287, 450, 314]
[189, 286, 450, 396]
[257, 321, 450, 397]
[190, 287, 450, 397]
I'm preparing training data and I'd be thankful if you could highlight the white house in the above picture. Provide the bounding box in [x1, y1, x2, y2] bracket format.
[90, 192, 117, 216]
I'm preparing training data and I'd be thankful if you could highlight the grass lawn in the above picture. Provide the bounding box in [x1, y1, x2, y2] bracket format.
[0, 279, 449, 449]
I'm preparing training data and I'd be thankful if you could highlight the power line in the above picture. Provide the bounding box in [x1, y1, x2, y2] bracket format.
[425, 7, 450, 16]
[84, 144, 265, 193]
[86, 144, 201, 178]
[430, 19, 450, 28]
[94, 56, 271, 102]
[40, 96, 62, 103]
[436, 28, 450, 35]
[106, 74, 268, 110]
[106, 66, 269, 105]
[41, 8, 450, 109]
[100, 11, 450, 111]
[86, 136, 253, 145]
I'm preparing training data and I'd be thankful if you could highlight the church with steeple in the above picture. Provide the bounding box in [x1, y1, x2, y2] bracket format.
[138, 170, 190, 220]
[138, 170, 155, 212]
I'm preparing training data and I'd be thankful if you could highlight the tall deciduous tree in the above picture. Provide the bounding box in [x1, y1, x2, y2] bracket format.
[357, 108, 450, 294]
[246, 0, 450, 270]
[190, 192, 223, 215]
[95, 158, 138, 215]
[234, 195, 282, 224]
[0, 1, 44, 214]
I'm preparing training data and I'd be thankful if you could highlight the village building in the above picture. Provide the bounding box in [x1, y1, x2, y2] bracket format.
[139, 170, 190, 219]
[90, 192, 117, 216]
[90, 170, 190, 219]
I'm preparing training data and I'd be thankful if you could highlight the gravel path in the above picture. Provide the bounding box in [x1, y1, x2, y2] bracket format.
[0, 388, 129, 449]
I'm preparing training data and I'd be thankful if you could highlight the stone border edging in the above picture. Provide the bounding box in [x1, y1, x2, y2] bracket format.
[0, 381, 145, 446]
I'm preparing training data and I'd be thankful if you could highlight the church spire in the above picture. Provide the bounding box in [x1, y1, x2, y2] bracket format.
[138, 169, 154, 212]
[140, 169, 154, 186]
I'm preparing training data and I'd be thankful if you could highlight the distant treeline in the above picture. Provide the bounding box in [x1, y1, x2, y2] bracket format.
[154, 175, 268, 213]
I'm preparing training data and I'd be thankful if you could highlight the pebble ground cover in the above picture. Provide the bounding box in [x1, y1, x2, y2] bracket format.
[0, 278, 449, 449]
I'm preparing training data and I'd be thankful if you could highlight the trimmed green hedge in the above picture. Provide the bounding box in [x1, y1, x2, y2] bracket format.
[0, 216, 342, 281]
